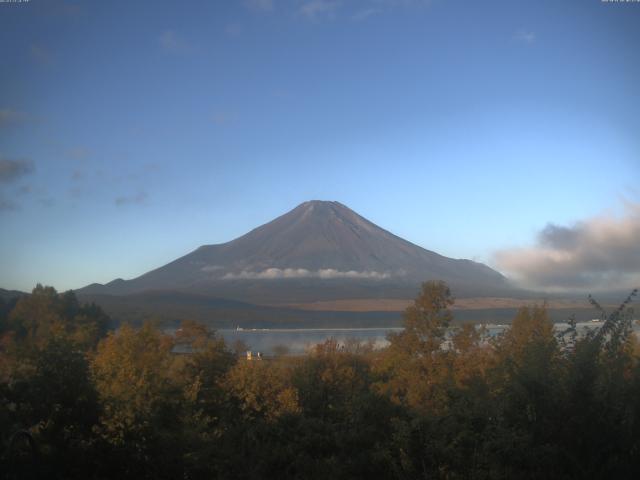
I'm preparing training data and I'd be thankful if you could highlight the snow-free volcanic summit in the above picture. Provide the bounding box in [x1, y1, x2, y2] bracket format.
[80, 201, 511, 304]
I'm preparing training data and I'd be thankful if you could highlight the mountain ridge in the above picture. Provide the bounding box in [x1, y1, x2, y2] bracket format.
[79, 200, 512, 301]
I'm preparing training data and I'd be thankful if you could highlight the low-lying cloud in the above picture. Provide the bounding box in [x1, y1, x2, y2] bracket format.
[494, 201, 640, 291]
[223, 268, 391, 280]
[201, 265, 224, 273]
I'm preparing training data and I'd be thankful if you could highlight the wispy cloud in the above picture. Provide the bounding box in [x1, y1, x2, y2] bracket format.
[243, 0, 429, 21]
[352, 7, 382, 21]
[0, 157, 34, 213]
[115, 191, 148, 207]
[223, 268, 391, 280]
[514, 29, 536, 44]
[68, 186, 85, 199]
[0, 158, 35, 184]
[158, 30, 191, 54]
[245, 0, 274, 12]
[66, 146, 91, 161]
[299, 0, 341, 20]
[30, 44, 54, 65]
[38, 197, 55, 208]
[34, 1, 83, 18]
[225, 23, 243, 37]
[71, 170, 85, 182]
[0, 109, 28, 128]
[16, 185, 32, 196]
[0, 196, 18, 212]
[494, 201, 640, 292]
[201, 265, 224, 273]
[354, 0, 431, 20]
[211, 111, 237, 126]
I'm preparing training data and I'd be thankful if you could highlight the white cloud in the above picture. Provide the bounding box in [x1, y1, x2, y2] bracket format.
[223, 268, 391, 280]
[514, 29, 536, 44]
[299, 0, 341, 20]
[201, 265, 224, 273]
[494, 201, 640, 292]
[158, 30, 191, 54]
[242, 0, 429, 21]
[353, 7, 382, 21]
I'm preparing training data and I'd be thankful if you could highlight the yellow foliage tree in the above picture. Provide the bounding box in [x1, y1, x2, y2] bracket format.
[91, 323, 177, 446]
[375, 280, 455, 414]
[224, 360, 300, 422]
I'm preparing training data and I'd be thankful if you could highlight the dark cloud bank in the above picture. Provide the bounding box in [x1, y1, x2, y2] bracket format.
[494, 201, 640, 292]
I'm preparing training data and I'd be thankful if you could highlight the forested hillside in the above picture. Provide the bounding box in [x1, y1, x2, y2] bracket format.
[1, 283, 639, 479]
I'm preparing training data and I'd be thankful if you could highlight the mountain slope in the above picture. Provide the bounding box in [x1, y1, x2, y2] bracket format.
[79, 201, 511, 302]
[0, 288, 27, 302]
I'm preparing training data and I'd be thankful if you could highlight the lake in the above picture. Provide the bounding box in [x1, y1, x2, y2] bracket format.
[214, 321, 640, 355]
[217, 327, 402, 355]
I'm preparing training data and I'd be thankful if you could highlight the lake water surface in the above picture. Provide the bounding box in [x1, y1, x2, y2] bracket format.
[216, 321, 640, 355]
[218, 328, 402, 355]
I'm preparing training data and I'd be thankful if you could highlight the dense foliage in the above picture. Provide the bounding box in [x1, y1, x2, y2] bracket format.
[1, 282, 638, 479]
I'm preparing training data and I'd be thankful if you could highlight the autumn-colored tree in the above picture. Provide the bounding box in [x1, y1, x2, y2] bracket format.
[375, 281, 454, 413]
[1, 282, 639, 479]
[224, 358, 300, 422]
[6, 285, 108, 351]
[213, 358, 302, 478]
[215, 339, 397, 480]
[0, 287, 109, 479]
[90, 323, 182, 478]
[176, 320, 236, 406]
[173, 320, 237, 478]
[484, 305, 566, 476]
[294, 338, 373, 421]
[289, 339, 396, 479]
[2, 338, 100, 478]
[557, 290, 640, 478]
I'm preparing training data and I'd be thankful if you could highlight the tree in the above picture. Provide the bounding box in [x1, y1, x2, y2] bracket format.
[173, 320, 237, 478]
[486, 305, 565, 476]
[0, 338, 100, 479]
[6, 285, 108, 351]
[557, 290, 640, 478]
[375, 281, 455, 413]
[224, 358, 299, 423]
[90, 323, 182, 479]
[396, 280, 454, 355]
[176, 320, 236, 405]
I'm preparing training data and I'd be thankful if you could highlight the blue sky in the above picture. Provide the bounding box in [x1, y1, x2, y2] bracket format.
[1, 0, 639, 292]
